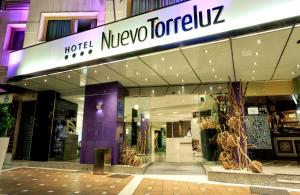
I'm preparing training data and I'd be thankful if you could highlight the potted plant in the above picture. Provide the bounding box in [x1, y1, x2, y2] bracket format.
[0, 104, 14, 170]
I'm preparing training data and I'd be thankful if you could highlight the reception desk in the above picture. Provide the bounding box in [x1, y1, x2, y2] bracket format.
[166, 137, 193, 162]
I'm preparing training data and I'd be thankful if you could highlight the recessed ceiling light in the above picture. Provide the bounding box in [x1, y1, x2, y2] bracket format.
[136, 72, 139, 75]
[178, 90, 181, 94]
[212, 68, 215, 72]
[257, 40, 261, 44]
[181, 79, 184, 83]
[44, 79, 47, 82]
[251, 76, 255, 80]
[67, 75, 71, 78]
[252, 70, 256, 73]
[173, 112, 178, 114]
[214, 75, 217, 78]
[182, 86, 184, 89]
[24, 83, 28, 86]
[255, 52, 259, 56]
[106, 76, 110, 80]
[254, 62, 257, 66]
[125, 64, 128, 68]
[176, 73, 179, 77]
[94, 70, 97, 73]
[204, 91, 207, 94]
[152, 89, 155, 94]
[209, 60, 212, 64]
[297, 64, 300, 68]
[218, 86, 222, 89]
[210, 86, 213, 91]
[145, 78, 148, 81]
[291, 71, 295, 75]
[169, 66, 173, 70]
[161, 57, 165, 61]
[219, 78, 222, 81]
[204, 50, 208, 54]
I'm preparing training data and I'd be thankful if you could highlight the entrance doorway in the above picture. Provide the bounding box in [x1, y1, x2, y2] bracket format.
[124, 94, 217, 163]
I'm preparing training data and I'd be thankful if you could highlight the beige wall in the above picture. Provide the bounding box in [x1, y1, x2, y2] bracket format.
[246, 80, 295, 96]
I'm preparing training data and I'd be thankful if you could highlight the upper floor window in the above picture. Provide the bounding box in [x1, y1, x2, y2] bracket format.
[9, 30, 25, 51]
[3, 24, 26, 51]
[44, 18, 97, 42]
[130, 0, 187, 16]
[45, 20, 72, 42]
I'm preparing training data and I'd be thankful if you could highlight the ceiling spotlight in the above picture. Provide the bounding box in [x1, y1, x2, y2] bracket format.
[255, 52, 259, 56]
[204, 50, 208, 54]
[106, 76, 110, 80]
[297, 64, 300, 68]
[125, 64, 128, 68]
[169, 66, 173, 70]
[209, 86, 213, 91]
[209, 60, 212, 64]
[44, 79, 47, 82]
[67, 75, 71, 78]
[136, 72, 139, 75]
[214, 75, 218, 78]
[152, 89, 155, 94]
[161, 57, 165, 61]
[254, 62, 257, 66]
[182, 86, 184, 89]
[24, 83, 28, 86]
[181, 79, 184, 83]
[204, 91, 207, 94]
[145, 78, 148, 81]
[251, 76, 255, 80]
[173, 111, 178, 114]
[212, 68, 215, 72]
[94, 70, 97, 73]
[291, 72, 295, 75]
[257, 40, 261, 44]
[252, 70, 256, 73]
[176, 73, 179, 77]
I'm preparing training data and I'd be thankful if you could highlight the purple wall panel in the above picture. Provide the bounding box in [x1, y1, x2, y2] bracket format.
[80, 82, 127, 165]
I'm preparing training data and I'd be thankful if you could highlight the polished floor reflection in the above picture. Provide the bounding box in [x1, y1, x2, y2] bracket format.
[0, 168, 132, 195]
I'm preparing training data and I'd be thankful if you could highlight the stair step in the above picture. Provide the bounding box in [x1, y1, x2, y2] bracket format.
[278, 179, 300, 184]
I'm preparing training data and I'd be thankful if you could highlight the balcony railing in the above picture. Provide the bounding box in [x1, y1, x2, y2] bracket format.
[0, 0, 29, 10]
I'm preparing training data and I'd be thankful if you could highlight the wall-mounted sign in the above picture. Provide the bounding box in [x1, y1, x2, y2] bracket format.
[0, 94, 13, 104]
[117, 99, 124, 118]
[247, 107, 259, 115]
[8, 0, 300, 78]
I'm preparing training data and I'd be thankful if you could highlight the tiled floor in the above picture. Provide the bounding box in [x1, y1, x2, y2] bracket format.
[1, 168, 300, 195]
[133, 178, 300, 195]
[0, 168, 132, 195]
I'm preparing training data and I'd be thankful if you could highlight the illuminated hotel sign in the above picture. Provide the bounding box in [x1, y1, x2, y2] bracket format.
[101, 5, 224, 50]
[8, 0, 300, 77]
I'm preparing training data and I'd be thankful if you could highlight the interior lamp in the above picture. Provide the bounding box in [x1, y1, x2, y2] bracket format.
[96, 102, 103, 110]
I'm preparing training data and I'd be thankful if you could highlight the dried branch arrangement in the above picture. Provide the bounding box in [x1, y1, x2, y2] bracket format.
[120, 147, 142, 167]
[200, 117, 220, 130]
[216, 80, 263, 173]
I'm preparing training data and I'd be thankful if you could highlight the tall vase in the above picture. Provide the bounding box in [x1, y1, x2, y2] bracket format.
[0, 137, 9, 171]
